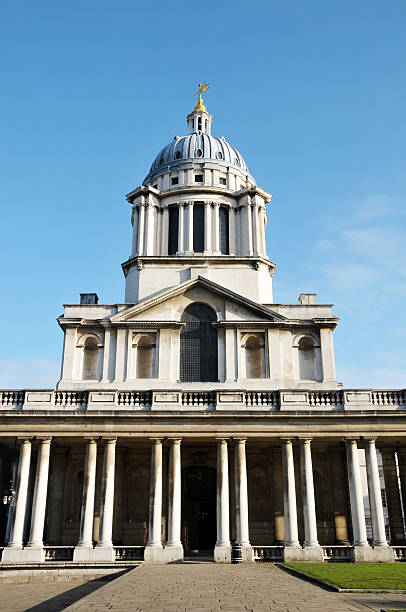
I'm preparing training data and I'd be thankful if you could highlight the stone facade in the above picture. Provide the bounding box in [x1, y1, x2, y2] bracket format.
[0, 98, 405, 566]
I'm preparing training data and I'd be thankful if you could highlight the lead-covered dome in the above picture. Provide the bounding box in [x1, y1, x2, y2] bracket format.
[144, 101, 254, 185]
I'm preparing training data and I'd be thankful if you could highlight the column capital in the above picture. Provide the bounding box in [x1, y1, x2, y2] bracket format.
[102, 437, 117, 444]
[83, 437, 98, 442]
[167, 437, 182, 444]
[363, 436, 378, 442]
[298, 437, 312, 444]
[215, 437, 230, 443]
[36, 437, 52, 443]
[280, 437, 295, 443]
[150, 437, 164, 443]
[179, 201, 185, 207]
[233, 437, 247, 443]
[17, 437, 33, 444]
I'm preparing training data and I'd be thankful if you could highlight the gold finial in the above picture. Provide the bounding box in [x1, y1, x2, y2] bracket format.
[194, 81, 209, 111]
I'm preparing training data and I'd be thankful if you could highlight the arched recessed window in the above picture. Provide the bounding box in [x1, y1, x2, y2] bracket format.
[216, 151, 223, 160]
[82, 337, 99, 380]
[219, 206, 229, 254]
[180, 304, 218, 382]
[243, 334, 264, 378]
[298, 336, 317, 381]
[134, 334, 156, 379]
[168, 206, 179, 255]
[193, 203, 204, 253]
[175, 150, 182, 159]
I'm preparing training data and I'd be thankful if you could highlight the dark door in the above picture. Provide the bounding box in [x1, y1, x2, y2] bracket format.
[182, 465, 216, 552]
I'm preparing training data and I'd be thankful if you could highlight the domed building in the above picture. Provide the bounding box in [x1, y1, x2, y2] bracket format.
[0, 91, 404, 568]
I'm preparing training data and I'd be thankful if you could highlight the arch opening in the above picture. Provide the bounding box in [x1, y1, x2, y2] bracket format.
[181, 465, 216, 553]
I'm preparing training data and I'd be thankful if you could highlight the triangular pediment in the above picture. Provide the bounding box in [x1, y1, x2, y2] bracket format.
[111, 276, 286, 323]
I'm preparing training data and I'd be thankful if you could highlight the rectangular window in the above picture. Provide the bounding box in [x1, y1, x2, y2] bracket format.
[168, 206, 179, 255]
[219, 177, 226, 185]
[195, 174, 203, 183]
[171, 176, 179, 185]
[193, 203, 204, 252]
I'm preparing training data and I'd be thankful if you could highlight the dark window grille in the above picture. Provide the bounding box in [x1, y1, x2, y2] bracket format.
[168, 206, 179, 255]
[219, 206, 229, 254]
[193, 203, 204, 253]
[180, 304, 218, 382]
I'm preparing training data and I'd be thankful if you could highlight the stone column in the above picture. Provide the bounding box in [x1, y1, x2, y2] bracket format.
[24, 438, 52, 561]
[94, 438, 117, 561]
[204, 201, 212, 253]
[246, 200, 253, 256]
[131, 205, 139, 257]
[166, 438, 183, 562]
[186, 201, 194, 253]
[215, 439, 231, 562]
[252, 203, 260, 255]
[299, 439, 323, 560]
[138, 201, 146, 256]
[3, 438, 32, 562]
[346, 438, 372, 561]
[364, 439, 393, 560]
[281, 438, 302, 560]
[258, 206, 266, 256]
[213, 202, 220, 253]
[74, 438, 98, 561]
[229, 207, 236, 255]
[234, 438, 253, 562]
[161, 206, 169, 255]
[320, 328, 336, 382]
[177, 202, 185, 254]
[144, 438, 165, 563]
[145, 203, 155, 255]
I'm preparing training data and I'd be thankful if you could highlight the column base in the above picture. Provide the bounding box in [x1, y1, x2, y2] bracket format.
[93, 545, 115, 562]
[283, 545, 304, 562]
[164, 545, 184, 563]
[241, 545, 254, 563]
[214, 544, 232, 563]
[2, 546, 45, 563]
[370, 545, 395, 562]
[144, 544, 166, 564]
[73, 546, 95, 562]
[351, 544, 374, 562]
[303, 545, 324, 562]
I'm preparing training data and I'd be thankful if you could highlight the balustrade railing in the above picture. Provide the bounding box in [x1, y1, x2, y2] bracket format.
[114, 546, 144, 561]
[54, 391, 88, 407]
[0, 391, 25, 407]
[372, 390, 406, 407]
[245, 392, 279, 408]
[182, 391, 216, 407]
[253, 546, 284, 561]
[44, 546, 74, 561]
[308, 391, 344, 408]
[322, 545, 352, 561]
[117, 391, 152, 407]
[392, 546, 406, 561]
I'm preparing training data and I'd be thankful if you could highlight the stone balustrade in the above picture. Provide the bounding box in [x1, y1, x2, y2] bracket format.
[0, 388, 405, 412]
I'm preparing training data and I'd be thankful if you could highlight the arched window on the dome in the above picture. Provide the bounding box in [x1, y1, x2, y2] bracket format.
[168, 205, 179, 255]
[180, 304, 218, 382]
[193, 203, 204, 253]
[219, 206, 229, 254]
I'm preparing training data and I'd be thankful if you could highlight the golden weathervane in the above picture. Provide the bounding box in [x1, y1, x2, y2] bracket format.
[194, 82, 209, 111]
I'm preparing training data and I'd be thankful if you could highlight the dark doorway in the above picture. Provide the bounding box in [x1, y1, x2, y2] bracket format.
[182, 465, 216, 554]
[179, 304, 218, 382]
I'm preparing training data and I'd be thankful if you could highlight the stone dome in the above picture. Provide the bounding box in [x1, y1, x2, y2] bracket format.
[143, 105, 253, 185]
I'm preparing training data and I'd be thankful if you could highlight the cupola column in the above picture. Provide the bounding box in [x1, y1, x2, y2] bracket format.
[246, 199, 253, 256]
[204, 201, 212, 253]
[131, 205, 139, 257]
[177, 202, 185, 254]
[145, 201, 155, 255]
[252, 202, 260, 256]
[187, 201, 194, 254]
[138, 200, 146, 256]
[213, 202, 220, 254]
[161, 206, 169, 255]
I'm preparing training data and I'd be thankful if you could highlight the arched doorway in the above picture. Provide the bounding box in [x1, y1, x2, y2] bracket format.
[180, 304, 218, 382]
[181, 465, 216, 554]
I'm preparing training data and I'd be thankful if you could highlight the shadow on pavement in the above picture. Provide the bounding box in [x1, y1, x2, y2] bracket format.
[23, 569, 132, 612]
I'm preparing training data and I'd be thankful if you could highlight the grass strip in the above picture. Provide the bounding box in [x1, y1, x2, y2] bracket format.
[283, 562, 406, 590]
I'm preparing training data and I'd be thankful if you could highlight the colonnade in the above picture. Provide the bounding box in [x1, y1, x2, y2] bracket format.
[130, 198, 266, 258]
[1, 435, 396, 564]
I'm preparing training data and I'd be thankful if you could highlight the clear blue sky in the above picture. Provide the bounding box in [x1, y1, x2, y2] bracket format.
[1, 0, 405, 388]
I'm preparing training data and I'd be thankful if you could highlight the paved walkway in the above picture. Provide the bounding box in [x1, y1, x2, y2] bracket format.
[1, 563, 406, 611]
